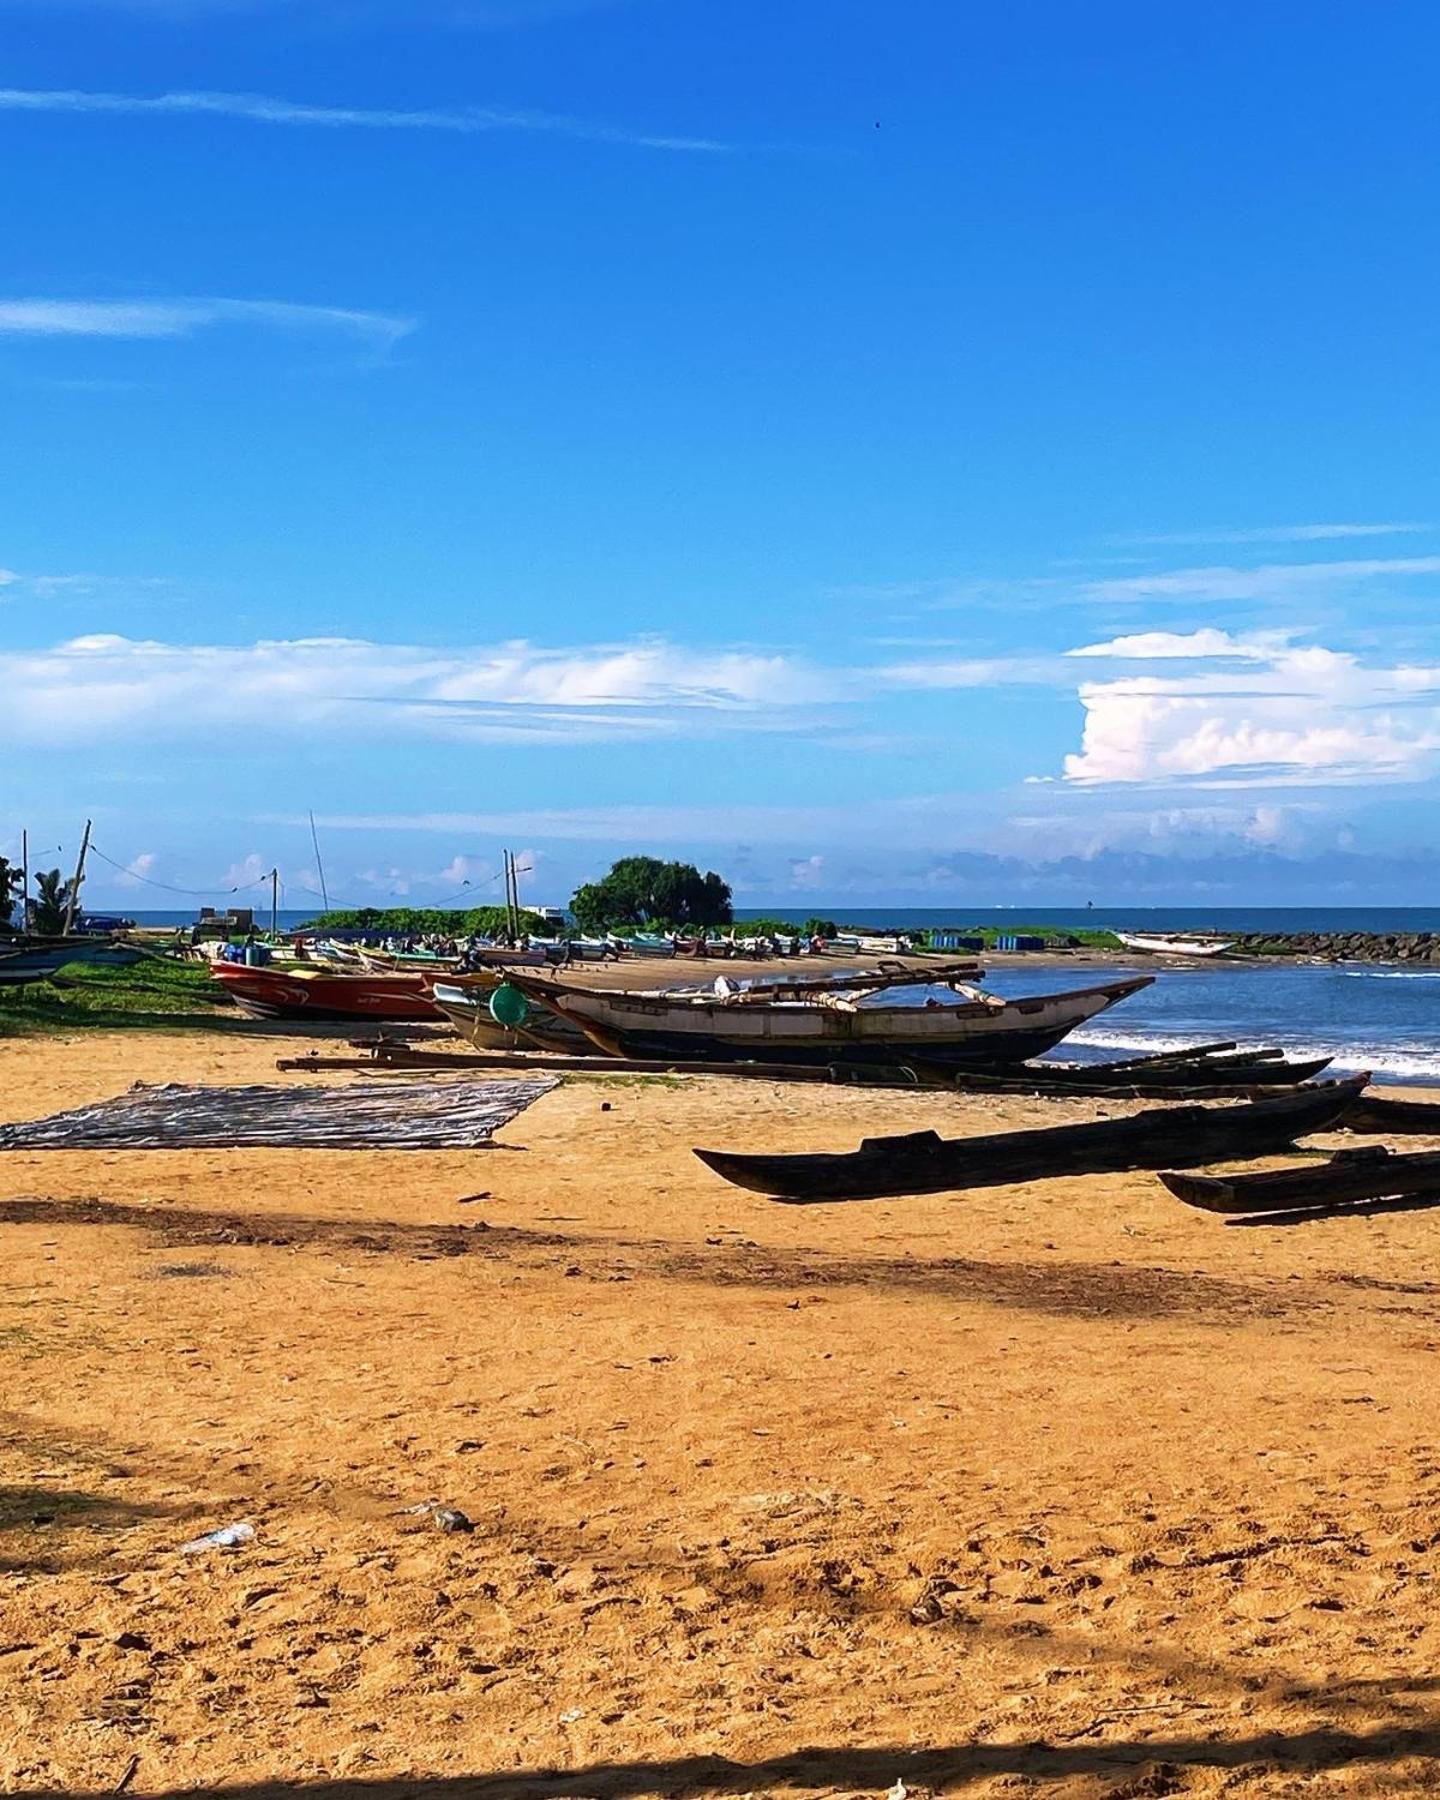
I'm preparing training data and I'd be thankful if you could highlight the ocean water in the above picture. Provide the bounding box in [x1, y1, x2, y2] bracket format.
[977, 961, 1440, 1086]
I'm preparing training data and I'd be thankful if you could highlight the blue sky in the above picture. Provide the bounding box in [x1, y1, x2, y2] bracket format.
[4, 0, 1440, 910]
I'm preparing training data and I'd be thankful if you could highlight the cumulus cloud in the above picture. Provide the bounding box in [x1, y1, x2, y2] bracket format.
[0, 633, 839, 747]
[1063, 641, 1440, 786]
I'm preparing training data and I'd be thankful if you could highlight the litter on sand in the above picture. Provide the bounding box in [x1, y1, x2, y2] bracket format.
[179, 1522, 255, 1553]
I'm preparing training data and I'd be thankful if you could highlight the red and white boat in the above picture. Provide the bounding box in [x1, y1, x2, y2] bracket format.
[210, 962, 442, 1023]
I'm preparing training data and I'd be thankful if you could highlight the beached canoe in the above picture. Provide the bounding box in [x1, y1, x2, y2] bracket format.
[693, 1075, 1368, 1202]
[509, 971, 1152, 1068]
[1115, 933, 1236, 957]
[429, 980, 596, 1055]
[1161, 1144, 1440, 1215]
[946, 1052, 1333, 1093]
[0, 937, 145, 986]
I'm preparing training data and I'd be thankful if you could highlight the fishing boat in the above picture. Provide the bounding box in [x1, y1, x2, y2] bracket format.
[506, 967, 1153, 1068]
[429, 980, 596, 1055]
[209, 962, 441, 1023]
[694, 1075, 1368, 1202]
[0, 937, 145, 987]
[1115, 932, 1236, 957]
[1161, 1144, 1440, 1216]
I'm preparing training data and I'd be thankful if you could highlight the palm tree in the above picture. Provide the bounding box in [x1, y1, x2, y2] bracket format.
[0, 858, 20, 931]
[29, 868, 75, 936]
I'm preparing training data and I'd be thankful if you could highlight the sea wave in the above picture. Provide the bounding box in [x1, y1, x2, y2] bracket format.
[1063, 1027, 1440, 1084]
[1338, 969, 1440, 980]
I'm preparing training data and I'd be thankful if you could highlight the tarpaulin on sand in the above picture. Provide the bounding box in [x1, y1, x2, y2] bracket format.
[0, 1076, 558, 1150]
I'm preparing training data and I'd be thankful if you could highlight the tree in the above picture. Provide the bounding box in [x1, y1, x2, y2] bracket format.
[571, 858, 733, 932]
[29, 868, 76, 936]
[0, 858, 21, 930]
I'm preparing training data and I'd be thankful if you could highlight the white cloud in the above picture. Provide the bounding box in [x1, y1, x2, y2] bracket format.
[0, 297, 414, 351]
[0, 86, 728, 154]
[1085, 556, 1440, 604]
[0, 633, 839, 748]
[113, 851, 157, 887]
[879, 655, 1060, 688]
[1063, 641, 1440, 787]
[214, 853, 273, 892]
[1066, 628, 1290, 661]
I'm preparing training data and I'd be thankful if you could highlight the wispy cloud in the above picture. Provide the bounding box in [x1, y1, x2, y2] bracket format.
[1113, 522, 1433, 546]
[1065, 628, 1293, 662]
[0, 86, 729, 154]
[0, 296, 414, 351]
[0, 634, 841, 747]
[1084, 556, 1440, 604]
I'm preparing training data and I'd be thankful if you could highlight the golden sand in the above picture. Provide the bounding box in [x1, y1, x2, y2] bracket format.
[3, 1028, 1439, 1798]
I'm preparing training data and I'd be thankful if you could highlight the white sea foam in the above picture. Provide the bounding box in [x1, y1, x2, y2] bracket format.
[1064, 1027, 1440, 1084]
[1339, 969, 1440, 980]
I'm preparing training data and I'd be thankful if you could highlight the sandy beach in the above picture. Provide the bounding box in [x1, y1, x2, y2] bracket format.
[4, 1027, 1440, 1798]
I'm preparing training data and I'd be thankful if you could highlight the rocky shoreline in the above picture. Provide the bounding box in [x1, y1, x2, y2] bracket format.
[1233, 931, 1440, 963]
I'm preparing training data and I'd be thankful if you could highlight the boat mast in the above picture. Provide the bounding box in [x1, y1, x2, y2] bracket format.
[308, 810, 330, 910]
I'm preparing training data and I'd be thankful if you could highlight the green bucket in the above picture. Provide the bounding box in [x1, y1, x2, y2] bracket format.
[488, 983, 530, 1028]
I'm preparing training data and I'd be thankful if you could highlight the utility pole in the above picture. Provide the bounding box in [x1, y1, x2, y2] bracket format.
[63, 819, 91, 936]
[271, 867, 279, 939]
[19, 829, 28, 935]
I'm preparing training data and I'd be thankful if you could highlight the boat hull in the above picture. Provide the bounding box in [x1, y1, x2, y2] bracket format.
[429, 983, 594, 1055]
[695, 1075, 1369, 1202]
[1115, 934, 1235, 957]
[210, 964, 440, 1023]
[524, 975, 1154, 1068]
[0, 938, 144, 985]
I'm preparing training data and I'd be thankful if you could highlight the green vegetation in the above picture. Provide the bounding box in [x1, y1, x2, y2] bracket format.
[913, 924, 1121, 950]
[28, 869, 76, 935]
[304, 905, 550, 937]
[0, 859, 20, 930]
[0, 957, 227, 1037]
[571, 857, 732, 932]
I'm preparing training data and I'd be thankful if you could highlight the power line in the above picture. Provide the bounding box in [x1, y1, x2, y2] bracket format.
[88, 844, 274, 898]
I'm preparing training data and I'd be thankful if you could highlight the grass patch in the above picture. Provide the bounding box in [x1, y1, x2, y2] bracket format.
[0, 957, 229, 1037]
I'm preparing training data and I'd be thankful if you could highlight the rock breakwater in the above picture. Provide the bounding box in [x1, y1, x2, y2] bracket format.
[1234, 931, 1440, 963]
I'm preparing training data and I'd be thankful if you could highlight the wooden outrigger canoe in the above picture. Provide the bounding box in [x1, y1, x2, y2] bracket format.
[511, 969, 1153, 1069]
[429, 979, 596, 1056]
[1161, 1144, 1440, 1215]
[693, 1075, 1369, 1202]
[946, 1052, 1333, 1094]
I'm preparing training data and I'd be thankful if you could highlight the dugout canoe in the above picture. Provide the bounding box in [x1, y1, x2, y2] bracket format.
[946, 1052, 1332, 1094]
[1161, 1145, 1440, 1215]
[693, 1075, 1369, 1202]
